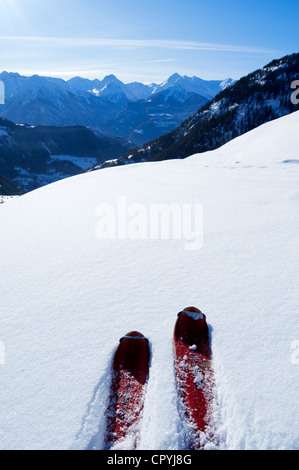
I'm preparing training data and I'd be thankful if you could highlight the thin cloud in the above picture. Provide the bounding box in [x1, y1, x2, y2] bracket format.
[5, 58, 178, 81]
[0, 36, 276, 54]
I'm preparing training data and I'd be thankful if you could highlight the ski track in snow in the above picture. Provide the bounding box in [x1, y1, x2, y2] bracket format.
[72, 349, 114, 450]
[0, 112, 299, 450]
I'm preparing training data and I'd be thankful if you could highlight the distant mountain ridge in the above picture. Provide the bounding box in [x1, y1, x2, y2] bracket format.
[90, 53, 299, 170]
[0, 117, 134, 193]
[67, 72, 233, 101]
[0, 71, 233, 145]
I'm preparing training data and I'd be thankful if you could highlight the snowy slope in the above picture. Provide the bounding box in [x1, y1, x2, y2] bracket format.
[0, 112, 298, 450]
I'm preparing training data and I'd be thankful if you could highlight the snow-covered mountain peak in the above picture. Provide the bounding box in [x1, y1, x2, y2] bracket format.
[99, 74, 123, 87]
[220, 77, 235, 90]
[149, 73, 233, 99]
[166, 72, 182, 83]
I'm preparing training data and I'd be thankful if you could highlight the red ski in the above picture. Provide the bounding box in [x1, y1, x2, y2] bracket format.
[173, 307, 217, 450]
[105, 331, 150, 449]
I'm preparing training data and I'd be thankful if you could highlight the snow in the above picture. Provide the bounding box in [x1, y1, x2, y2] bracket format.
[209, 99, 223, 116]
[0, 195, 19, 204]
[0, 111, 298, 450]
[182, 310, 205, 321]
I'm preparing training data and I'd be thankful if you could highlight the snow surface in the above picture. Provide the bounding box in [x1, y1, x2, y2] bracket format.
[0, 195, 19, 204]
[0, 112, 299, 450]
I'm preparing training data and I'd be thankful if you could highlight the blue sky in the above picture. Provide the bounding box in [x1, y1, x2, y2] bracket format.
[0, 0, 298, 83]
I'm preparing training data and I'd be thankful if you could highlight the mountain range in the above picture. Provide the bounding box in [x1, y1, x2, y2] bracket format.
[0, 72, 232, 146]
[0, 72, 232, 193]
[1, 53, 299, 194]
[91, 53, 299, 171]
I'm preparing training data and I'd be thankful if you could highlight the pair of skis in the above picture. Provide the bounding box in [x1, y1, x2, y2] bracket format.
[104, 307, 216, 450]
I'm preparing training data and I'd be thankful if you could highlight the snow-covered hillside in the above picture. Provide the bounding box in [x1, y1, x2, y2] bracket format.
[0, 112, 298, 450]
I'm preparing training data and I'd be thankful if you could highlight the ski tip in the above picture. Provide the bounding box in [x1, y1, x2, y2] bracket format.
[178, 306, 206, 320]
[119, 331, 149, 342]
